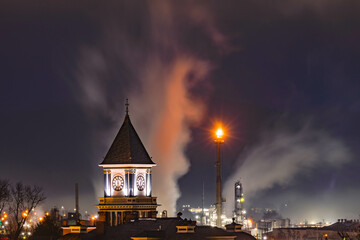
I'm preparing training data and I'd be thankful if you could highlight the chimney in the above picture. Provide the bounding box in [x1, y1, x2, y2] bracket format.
[75, 183, 79, 215]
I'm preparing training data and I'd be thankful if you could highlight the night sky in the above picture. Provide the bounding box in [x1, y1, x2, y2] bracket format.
[1, 1, 360, 223]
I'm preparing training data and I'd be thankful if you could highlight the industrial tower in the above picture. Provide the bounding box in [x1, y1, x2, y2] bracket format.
[234, 180, 245, 224]
[214, 128, 224, 228]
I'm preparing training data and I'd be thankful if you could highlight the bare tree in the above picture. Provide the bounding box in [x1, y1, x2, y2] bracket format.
[8, 182, 46, 239]
[0, 179, 10, 214]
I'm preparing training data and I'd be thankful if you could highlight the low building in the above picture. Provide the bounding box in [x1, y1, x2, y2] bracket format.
[61, 226, 96, 236]
[252, 218, 290, 239]
[59, 217, 256, 240]
[266, 219, 360, 240]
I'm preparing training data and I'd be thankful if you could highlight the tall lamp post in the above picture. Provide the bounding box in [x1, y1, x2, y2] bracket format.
[214, 127, 224, 228]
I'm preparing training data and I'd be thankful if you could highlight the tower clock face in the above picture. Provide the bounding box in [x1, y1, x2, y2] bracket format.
[112, 175, 124, 191]
[136, 174, 145, 191]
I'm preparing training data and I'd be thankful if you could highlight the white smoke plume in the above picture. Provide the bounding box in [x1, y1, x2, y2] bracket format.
[130, 56, 209, 215]
[224, 125, 352, 217]
[73, 1, 227, 215]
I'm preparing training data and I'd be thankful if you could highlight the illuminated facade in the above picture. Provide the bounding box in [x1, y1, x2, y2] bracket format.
[96, 101, 158, 226]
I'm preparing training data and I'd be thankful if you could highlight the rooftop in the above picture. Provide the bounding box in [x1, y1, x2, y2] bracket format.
[100, 103, 155, 165]
[59, 218, 256, 240]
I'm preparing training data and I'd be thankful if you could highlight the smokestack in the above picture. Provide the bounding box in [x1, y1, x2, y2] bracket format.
[214, 130, 224, 228]
[75, 183, 79, 214]
[202, 181, 205, 225]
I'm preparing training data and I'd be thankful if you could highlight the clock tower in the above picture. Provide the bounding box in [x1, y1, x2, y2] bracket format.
[96, 100, 159, 226]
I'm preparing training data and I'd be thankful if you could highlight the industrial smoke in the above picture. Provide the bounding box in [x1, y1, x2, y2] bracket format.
[74, 1, 227, 215]
[224, 125, 352, 220]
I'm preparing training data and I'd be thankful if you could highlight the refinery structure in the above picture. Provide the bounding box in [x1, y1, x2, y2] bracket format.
[179, 179, 251, 229]
[234, 180, 246, 225]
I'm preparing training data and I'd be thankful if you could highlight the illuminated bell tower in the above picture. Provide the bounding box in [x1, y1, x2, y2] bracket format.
[96, 100, 158, 226]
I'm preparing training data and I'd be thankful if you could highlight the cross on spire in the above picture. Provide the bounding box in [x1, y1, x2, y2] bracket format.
[125, 99, 129, 115]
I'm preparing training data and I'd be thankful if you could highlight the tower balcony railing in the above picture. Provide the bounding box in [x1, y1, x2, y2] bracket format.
[98, 196, 157, 205]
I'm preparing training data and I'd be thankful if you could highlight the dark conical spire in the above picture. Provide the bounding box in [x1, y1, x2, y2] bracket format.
[100, 100, 155, 165]
[125, 98, 129, 115]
